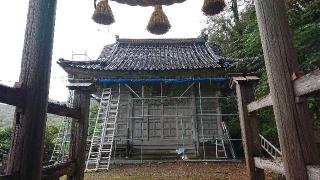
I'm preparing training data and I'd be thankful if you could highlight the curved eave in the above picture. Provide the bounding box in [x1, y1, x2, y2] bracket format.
[58, 59, 232, 79]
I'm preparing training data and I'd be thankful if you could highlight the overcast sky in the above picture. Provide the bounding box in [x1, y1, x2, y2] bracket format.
[0, 0, 206, 101]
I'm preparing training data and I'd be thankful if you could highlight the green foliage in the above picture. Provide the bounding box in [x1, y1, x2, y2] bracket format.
[0, 126, 12, 161]
[0, 124, 60, 163]
[43, 124, 60, 162]
[203, 0, 320, 142]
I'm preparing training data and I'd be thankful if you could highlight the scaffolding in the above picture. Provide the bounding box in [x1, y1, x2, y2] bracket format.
[87, 82, 241, 165]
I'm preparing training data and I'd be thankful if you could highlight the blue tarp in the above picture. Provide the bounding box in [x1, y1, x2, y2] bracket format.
[97, 77, 229, 85]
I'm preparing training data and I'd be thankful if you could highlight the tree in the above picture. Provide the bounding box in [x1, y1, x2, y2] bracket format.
[203, 0, 320, 143]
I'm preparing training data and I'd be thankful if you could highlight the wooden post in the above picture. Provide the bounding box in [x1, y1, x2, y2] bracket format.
[254, 0, 318, 178]
[67, 90, 91, 180]
[235, 80, 265, 180]
[5, 0, 57, 179]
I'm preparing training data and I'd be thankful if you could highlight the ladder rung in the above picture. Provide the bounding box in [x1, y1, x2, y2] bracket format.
[102, 142, 112, 145]
[101, 150, 111, 153]
[100, 156, 110, 159]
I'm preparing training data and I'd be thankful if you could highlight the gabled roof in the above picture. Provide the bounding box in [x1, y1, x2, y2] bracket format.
[58, 37, 234, 72]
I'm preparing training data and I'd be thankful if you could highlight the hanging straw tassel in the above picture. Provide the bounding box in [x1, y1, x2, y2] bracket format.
[147, 5, 171, 35]
[92, 0, 115, 25]
[202, 0, 226, 16]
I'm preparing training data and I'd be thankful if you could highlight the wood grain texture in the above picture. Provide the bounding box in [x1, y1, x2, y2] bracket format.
[254, 157, 320, 180]
[254, 157, 284, 175]
[67, 90, 90, 180]
[47, 102, 80, 119]
[294, 69, 320, 96]
[5, 0, 57, 179]
[235, 82, 265, 180]
[0, 85, 25, 107]
[42, 161, 75, 179]
[254, 0, 317, 178]
[247, 94, 272, 113]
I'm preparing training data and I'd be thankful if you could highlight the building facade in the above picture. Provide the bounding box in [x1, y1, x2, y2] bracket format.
[58, 37, 235, 160]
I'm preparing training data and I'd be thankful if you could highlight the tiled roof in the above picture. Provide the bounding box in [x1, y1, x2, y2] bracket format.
[58, 38, 234, 72]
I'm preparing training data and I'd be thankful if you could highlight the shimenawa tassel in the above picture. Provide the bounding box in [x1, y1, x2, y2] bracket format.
[92, 0, 115, 25]
[202, 0, 226, 16]
[147, 5, 171, 35]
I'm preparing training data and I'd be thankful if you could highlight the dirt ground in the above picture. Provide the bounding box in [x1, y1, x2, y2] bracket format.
[84, 162, 273, 180]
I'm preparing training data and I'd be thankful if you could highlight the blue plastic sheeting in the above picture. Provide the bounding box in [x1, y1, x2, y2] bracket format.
[97, 77, 229, 85]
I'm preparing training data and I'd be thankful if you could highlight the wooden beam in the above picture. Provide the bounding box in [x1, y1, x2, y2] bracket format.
[0, 84, 25, 107]
[67, 90, 90, 180]
[0, 85, 80, 119]
[308, 165, 320, 180]
[235, 81, 265, 180]
[254, 0, 316, 178]
[254, 157, 285, 175]
[254, 157, 320, 180]
[230, 75, 259, 88]
[232, 69, 320, 113]
[247, 94, 272, 113]
[47, 102, 80, 119]
[0, 173, 19, 180]
[5, 0, 58, 179]
[294, 69, 320, 96]
[42, 161, 75, 179]
[293, 69, 320, 162]
[0, 162, 75, 180]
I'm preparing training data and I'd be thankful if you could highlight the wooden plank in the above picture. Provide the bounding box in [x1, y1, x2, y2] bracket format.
[42, 161, 75, 179]
[254, 157, 284, 175]
[254, 0, 312, 178]
[0, 84, 25, 107]
[5, 0, 57, 179]
[247, 69, 320, 112]
[230, 76, 259, 89]
[247, 94, 272, 112]
[254, 157, 320, 180]
[307, 165, 320, 180]
[294, 69, 320, 96]
[0, 84, 80, 119]
[0, 162, 75, 180]
[67, 90, 90, 180]
[0, 173, 19, 180]
[235, 82, 265, 180]
[47, 102, 80, 119]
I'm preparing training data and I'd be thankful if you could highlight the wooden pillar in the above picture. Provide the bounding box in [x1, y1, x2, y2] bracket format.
[5, 0, 57, 179]
[235, 81, 265, 180]
[254, 0, 318, 178]
[67, 90, 90, 180]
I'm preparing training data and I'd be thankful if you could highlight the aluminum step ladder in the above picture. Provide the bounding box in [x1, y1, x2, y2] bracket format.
[221, 121, 236, 159]
[50, 91, 73, 164]
[86, 88, 120, 171]
[98, 95, 120, 170]
[215, 138, 227, 158]
[50, 118, 71, 164]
